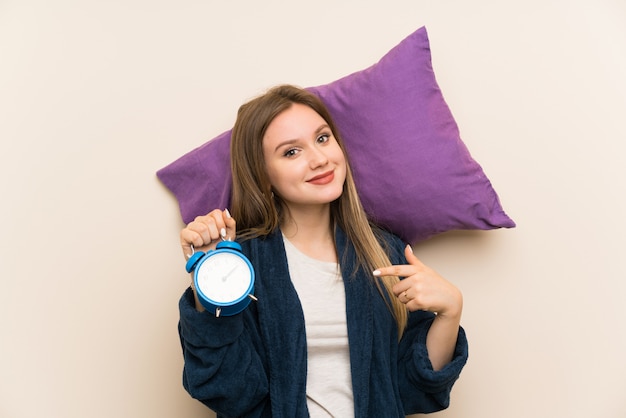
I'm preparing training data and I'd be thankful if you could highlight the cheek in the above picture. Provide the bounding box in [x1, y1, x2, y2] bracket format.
[263, 152, 281, 187]
[265, 161, 296, 193]
[264, 162, 278, 185]
[333, 148, 347, 173]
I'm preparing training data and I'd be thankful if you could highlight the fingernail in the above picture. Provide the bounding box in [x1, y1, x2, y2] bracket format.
[406, 244, 413, 253]
[224, 208, 231, 218]
[220, 228, 226, 237]
[372, 270, 381, 276]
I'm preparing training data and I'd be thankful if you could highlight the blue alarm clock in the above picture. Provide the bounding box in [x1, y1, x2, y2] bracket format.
[186, 240, 256, 317]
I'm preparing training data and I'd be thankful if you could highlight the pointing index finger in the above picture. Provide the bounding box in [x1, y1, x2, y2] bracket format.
[372, 245, 424, 278]
[373, 264, 415, 278]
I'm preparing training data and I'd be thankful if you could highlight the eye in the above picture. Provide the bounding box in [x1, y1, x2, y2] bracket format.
[316, 133, 331, 144]
[283, 147, 299, 157]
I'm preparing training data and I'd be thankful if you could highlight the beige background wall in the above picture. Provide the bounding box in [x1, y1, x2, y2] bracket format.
[1, 1, 625, 417]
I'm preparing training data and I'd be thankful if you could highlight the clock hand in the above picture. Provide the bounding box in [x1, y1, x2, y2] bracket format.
[221, 265, 238, 282]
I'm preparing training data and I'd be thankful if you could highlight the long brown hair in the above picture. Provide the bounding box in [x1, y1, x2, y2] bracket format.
[230, 85, 407, 337]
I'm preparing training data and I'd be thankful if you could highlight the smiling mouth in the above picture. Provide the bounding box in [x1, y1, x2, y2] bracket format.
[308, 171, 335, 185]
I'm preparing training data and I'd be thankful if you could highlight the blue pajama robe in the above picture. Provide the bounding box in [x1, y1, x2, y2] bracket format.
[179, 227, 468, 417]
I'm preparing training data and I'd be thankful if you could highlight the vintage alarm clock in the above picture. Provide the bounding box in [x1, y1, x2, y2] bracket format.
[185, 240, 256, 317]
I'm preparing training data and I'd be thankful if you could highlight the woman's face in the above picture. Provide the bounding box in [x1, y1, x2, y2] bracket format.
[262, 103, 346, 211]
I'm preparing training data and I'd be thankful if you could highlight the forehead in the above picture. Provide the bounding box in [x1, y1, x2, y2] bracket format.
[263, 103, 327, 145]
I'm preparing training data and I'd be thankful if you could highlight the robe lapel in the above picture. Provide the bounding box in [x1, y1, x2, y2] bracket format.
[243, 228, 375, 417]
[336, 228, 374, 417]
[245, 230, 309, 417]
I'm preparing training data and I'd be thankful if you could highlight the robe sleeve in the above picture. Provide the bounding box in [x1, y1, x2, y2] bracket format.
[383, 230, 469, 413]
[397, 311, 468, 413]
[178, 287, 270, 416]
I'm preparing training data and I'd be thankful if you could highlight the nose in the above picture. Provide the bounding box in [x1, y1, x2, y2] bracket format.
[309, 146, 329, 169]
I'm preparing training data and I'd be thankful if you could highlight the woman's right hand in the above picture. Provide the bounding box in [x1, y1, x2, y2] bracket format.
[180, 208, 237, 261]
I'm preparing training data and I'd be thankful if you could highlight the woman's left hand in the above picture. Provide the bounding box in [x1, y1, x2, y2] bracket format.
[374, 245, 463, 319]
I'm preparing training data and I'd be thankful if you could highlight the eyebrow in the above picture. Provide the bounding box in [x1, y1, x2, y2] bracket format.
[272, 124, 330, 152]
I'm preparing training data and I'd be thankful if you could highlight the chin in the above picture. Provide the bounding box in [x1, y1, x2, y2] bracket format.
[321, 188, 344, 204]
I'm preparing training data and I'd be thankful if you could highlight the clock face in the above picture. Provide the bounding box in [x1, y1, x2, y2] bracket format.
[195, 251, 253, 303]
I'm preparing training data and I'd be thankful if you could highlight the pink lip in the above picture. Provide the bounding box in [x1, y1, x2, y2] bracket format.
[308, 171, 335, 185]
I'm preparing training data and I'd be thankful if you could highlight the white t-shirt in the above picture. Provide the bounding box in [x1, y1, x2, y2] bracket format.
[283, 237, 355, 417]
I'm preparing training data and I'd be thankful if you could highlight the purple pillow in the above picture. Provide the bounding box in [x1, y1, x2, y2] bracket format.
[157, 26, 514, 243]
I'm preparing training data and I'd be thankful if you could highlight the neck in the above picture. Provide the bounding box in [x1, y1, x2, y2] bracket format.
[281, 203, 332, 240]
[280, 203, 336, 262]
